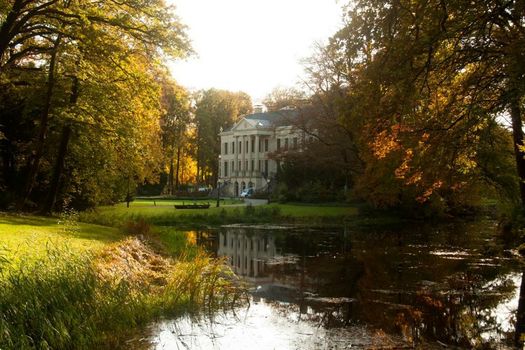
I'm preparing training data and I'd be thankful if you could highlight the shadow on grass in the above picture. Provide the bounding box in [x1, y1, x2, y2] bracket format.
[0, 213, 57, 227]
[66, 223, 123, 243]
[0, 212, 124, 246]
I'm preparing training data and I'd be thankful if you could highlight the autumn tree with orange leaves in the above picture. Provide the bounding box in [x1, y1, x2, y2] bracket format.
[297, 0, 522, 213]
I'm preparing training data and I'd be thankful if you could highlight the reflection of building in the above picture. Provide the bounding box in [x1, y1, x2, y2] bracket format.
[218, 228, 276, 281]
[216, 227, 359, 328]
[218, 109, 304, 197]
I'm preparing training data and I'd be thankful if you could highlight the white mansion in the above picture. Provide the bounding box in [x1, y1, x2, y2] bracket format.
[218, 109, 302, 197]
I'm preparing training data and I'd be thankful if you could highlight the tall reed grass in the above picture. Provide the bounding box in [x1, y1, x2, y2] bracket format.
[0, 239, 246, 349]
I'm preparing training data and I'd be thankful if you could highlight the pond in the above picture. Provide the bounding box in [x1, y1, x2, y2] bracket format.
[137, 220, 524, 349]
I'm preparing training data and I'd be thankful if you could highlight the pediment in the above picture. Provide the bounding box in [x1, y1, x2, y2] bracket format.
[230, 118, 256, 132]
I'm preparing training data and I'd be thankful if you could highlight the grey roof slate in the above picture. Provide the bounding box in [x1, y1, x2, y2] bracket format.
[244, 109, 298, 127]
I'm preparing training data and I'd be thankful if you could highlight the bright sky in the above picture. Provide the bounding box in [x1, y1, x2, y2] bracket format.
[167, 0, 344, 102]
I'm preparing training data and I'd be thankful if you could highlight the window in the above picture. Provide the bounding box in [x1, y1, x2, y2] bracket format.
[251, 160, 254, 171]
[259, 139, 262, 152]
[224, 142, 228, 155]
[284, 138, 289, 150]
[293, 137, 298, 149]
[232, 141, 235, 154]
[251, 138, 255, 153]
[245, 160, 248, 171]
[239, 141, 242, 153]
[231, 161, 235, 171]
[264, 139, 268, 152]
[246, 140, 249, 153]
[239, 160, 242, 171]
[265, 160, 268, 174]
[224, 161, 228, 177]
[277, 138, 281, 150]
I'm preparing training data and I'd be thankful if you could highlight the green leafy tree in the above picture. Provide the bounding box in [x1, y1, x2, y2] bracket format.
[159, 75, 192, 194]
[193, 89, 252, 186]
[0, 0, 191, 211]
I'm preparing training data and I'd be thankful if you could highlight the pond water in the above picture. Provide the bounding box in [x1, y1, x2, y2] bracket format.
[137, 220, 524, 349]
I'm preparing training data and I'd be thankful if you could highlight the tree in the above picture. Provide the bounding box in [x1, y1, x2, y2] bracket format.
[301, 0, 524, 212]
[193, 89, 252, 186]
[159, 76, 192, 194]
[0, 0, 189, 70]
[0, 0, 191, 211]
[262, 87, 307, 112]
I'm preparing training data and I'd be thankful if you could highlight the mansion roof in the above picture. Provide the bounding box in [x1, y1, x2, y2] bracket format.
[245, 109, 298, 126]
[222, 109, 298, 134]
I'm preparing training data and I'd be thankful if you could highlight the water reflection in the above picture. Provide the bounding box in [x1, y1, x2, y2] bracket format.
[215, 223, 522, 348]
[218, 228, 276, 280]
[144, 221, 523, 349]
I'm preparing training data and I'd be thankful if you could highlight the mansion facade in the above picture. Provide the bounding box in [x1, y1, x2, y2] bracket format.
[218, 109, 301, 197]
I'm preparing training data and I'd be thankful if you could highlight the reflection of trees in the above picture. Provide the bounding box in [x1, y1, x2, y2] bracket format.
[193, 230, 219, 257]
[516, 271, 525, 347]
[345, 221, 519, 348]
[393, 272, 516, 348]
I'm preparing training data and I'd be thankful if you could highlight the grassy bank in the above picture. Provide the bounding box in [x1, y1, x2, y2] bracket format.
[0, 213, 246, 349]
[0, 212, 123, 263]
[78, 199, 360, 228]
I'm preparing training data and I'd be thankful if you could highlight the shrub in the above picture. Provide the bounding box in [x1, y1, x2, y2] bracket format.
[124, 218, 152, 236]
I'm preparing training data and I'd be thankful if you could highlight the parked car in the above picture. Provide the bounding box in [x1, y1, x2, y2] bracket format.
[240, 188, 254, 198]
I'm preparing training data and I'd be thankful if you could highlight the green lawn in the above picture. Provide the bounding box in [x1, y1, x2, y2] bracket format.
[0, 213, 123, 263]
[131, 198, 242, 207]
[96, 198, 356, 217]
[77, 199, 359, 228]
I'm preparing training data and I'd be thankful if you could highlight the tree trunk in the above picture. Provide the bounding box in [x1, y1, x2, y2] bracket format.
[508, 0, 525, 208]
[43, 124, 71, 214]
[0, 0, 24, 65]
[168, 154, 174, 195]
[196, 143, 201, 185]
[43, 73, 79, 213]
[510, 95, 525, 208]
[175, 144, 182, 190]
[19, 34, 62, 209]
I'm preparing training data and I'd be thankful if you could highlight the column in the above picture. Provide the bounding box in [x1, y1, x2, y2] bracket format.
[241, 135, 246, 177]
[234, 135, 239, 176]
[255, 135, 260, 176]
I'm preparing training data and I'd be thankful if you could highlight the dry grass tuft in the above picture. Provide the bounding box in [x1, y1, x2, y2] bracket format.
[96, 237, 171, 289]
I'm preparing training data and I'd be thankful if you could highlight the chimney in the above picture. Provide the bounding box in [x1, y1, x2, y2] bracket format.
[253, 104, 264, 114]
